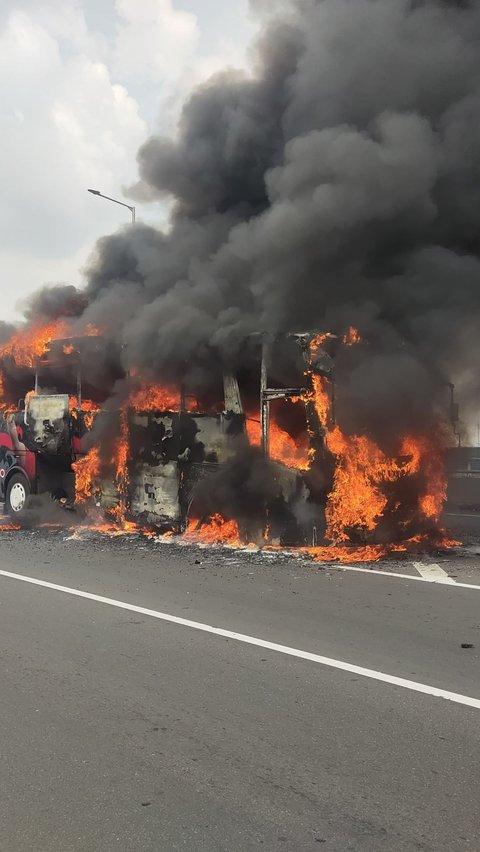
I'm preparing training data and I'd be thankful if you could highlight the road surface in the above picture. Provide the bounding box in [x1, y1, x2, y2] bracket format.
[0, 528, 479, 851]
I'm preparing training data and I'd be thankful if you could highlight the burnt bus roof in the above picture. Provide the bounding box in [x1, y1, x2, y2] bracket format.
[42, 336, 119, 365]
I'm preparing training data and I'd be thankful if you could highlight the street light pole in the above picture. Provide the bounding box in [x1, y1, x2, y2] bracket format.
[87, 189, 136, 223]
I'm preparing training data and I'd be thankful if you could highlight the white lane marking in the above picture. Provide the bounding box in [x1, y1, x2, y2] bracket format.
[444, 512, 480, 520]
[0, 568, 479, 711]
[331, 564, 480, 590]
[413, 562, 456, 585]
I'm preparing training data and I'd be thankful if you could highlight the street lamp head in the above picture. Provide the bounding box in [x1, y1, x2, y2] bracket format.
[87, 188, 135, 223]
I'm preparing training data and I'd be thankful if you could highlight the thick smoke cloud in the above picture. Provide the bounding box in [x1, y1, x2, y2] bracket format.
[26, 0, 480, 433]
[23, 284, 88, 322]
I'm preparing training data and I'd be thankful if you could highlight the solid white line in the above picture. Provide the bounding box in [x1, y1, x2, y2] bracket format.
[413, 562, 456, 585]
[0, 568, 479, 710]
[332, 564, 480, 591]
[443, 513, 480, 520]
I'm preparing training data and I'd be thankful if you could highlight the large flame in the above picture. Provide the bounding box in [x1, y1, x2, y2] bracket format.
[311, 374, 331, 426]
[0, 321, 68, 368]
[308, 345, 450, 550]
[73, 446, 101, 503]
[324, 428, 446, 542]
[0, 318, 102, 377]
[109, 408, 130, 524]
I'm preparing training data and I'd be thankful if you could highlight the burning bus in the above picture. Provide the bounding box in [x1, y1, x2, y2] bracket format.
[0, 322, 456, 558]
[0, 327, 327, 541]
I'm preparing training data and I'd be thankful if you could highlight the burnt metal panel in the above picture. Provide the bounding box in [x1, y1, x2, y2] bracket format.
[129, 461, 180, 526]
[191, 414, 245, 464]
[24, 394, 71, 455]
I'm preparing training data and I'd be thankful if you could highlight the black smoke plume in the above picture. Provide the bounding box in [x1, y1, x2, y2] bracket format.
[18, 1, 480, 436]
[23, 284, 88, 322]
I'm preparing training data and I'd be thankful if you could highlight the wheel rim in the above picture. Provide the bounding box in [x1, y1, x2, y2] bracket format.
[10, 482, 26, 512]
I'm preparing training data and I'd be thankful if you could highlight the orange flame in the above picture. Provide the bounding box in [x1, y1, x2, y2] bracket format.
[402, 435, 447, 523]
[245, 415, 310, 471]
[0, 321, 68, 367]
[342, 326, 362, 346]
[69, 397, 100, 430]
[302, 532, 458, 564]
[325, 428, 389, 541]
[129, 384, 180, 412]
[186, 513, 241, 545]
[128, 380, 208, 414]
[311, 375, 330, 426]
[312, 412, 448, 544]
[309, 333, 330, 358]
[72, 446, 101, 503]
[305, 340, 449, 547]
[109, 409, 130, 524]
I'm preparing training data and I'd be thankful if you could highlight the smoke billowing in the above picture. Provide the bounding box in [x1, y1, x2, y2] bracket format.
[18, 0, 480, 435]
[22, 285, 88, 322]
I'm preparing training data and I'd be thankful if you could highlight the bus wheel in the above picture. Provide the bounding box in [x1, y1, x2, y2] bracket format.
[6, 473, 30, 518]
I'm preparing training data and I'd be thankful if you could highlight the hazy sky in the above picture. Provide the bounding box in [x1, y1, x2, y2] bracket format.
[0, 0, 256, 320]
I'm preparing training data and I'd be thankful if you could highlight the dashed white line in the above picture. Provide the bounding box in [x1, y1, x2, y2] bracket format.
[0, 567, 479, 710]
[413, 562, 456, 584]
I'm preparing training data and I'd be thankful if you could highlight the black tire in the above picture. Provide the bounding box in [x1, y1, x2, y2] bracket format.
[6, 472, 30, 518]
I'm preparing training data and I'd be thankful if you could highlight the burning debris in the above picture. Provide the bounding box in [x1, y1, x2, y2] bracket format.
[0, 0, 476, 561]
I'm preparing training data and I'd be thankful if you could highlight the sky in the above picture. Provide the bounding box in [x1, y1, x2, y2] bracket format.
[0, 0, 257, 321]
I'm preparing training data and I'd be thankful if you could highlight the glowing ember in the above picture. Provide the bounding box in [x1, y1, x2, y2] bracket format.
[303, 543, 390, 562]
[69, 521, 156, 538]
[84, 323, 102, 336]
[63, 343, 76, 355]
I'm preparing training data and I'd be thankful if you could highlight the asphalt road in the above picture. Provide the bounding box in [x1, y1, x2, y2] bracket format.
[444, 509, 480, 537]
[1, 530, 480, 851]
